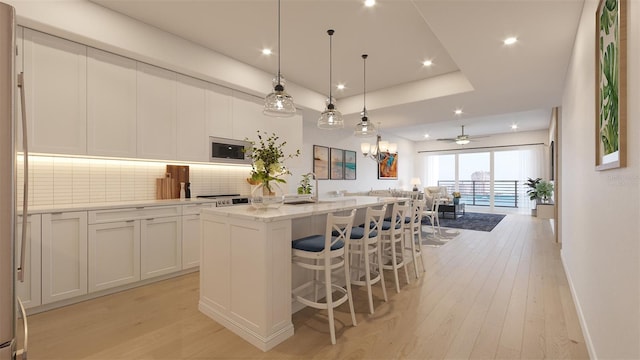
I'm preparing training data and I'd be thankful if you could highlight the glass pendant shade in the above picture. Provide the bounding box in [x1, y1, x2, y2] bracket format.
[263, 0, 295, 117]
[354, 116, 376, 137]
[318, 29, 343, 129]
[318, 102, 344, 129]
[264, 76, 296, 117]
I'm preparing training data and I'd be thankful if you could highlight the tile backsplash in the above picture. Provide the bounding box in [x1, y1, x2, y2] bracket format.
[17, 155, 252, 207]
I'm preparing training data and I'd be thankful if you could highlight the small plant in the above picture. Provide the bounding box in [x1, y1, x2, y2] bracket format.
[525, 177, 542, 201]
[536, 180, 554, 202]
[452, 191, 461, 198]
[297, 174, 313, 195]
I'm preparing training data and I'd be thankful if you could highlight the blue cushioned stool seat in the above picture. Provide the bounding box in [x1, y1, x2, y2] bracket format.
[332, 227, 377, 239]
[360, 220, 401, 231]
[292, 234, 344, 252]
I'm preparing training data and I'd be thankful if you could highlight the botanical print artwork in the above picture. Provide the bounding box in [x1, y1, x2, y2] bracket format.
[330, 148, 344, 180]
[378, 151, 398, 179]
[596, 0, 626, 169]
[344, 150, 356, 180]
[313, 145, 329, 179]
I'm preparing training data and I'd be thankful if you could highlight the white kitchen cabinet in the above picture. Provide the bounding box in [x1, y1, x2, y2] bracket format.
[177, 74, 207, 161]
[15, 214, 41, 309]
[231, 92, 264, 141]
[87, 48, 137, 157]
[41, 211, 88, 304]
[22, 29, 87, 155]
[136, 62, 177, 160]
[88, 220, 140, 292]
[141, 216, 182, 280]
[181, 203, 215, 269]
[206, 83, 233, 139]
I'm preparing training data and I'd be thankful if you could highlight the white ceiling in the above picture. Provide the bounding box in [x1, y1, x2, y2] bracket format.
[91, 0, 584, 142]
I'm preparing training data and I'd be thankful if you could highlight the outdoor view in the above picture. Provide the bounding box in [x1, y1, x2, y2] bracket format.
[425, 148, 544, 208]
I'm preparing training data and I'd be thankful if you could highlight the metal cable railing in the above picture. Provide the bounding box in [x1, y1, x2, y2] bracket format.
[437, 180, 519, 207]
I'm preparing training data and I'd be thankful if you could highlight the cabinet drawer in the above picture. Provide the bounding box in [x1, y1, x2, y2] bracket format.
[89, 205, 181, 224]
[182, 203, 215, 216]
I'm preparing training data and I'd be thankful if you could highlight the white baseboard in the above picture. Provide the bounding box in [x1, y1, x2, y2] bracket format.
[560, 249, 596, 359]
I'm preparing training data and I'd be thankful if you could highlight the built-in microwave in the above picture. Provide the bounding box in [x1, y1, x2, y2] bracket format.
[209, 136, 252, 164]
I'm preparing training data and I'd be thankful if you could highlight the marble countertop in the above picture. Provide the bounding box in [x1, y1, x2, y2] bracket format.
[20, 197, 219, 214]
[201, 196, 405, 222]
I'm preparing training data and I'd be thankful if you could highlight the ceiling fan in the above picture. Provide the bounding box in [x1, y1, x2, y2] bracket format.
[436, 125, 486, 145]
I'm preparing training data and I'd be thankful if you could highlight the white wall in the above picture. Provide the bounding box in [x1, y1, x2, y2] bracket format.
[291, 109, 415, 196]
[560, 1, 640, 358]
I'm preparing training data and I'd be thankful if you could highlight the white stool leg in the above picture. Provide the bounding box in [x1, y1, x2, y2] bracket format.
[344, 254, 357, 327]
[364, 248, 374, 314]
[324, 259, 336, 345]
[377, 239, 388, 302]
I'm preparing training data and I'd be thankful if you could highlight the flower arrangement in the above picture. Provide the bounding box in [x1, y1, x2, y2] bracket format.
[245, 131, 300, 194]
[452, 191, 461, 198]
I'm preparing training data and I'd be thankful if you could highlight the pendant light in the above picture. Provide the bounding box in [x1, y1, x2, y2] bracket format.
[263, 0, 296, 117]
[318, 29, 344, 129]
[354, 54, 376, 137]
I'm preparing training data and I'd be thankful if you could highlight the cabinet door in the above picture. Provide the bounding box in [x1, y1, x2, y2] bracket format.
[22, 29, 87, 155]
[87, 48, 137, 157]
[88, 220, 141, 292]
[15, 214, 41, 309]
[231, 92, 264, 141]
[136, 62, 177, 160]
[181, 214, 201, 269]
[176, 74, 207, 161]
[141, 216, 182, 279]
[206, 83, 233, 139]
[41, 211, 88, 304]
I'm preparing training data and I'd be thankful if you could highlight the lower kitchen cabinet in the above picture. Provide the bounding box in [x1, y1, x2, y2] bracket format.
[141, 216, 182, 280]
[41, 211, 88, 304]
[15, 214, 42, 309]
[88, 220, 141, 292]
[181, 203, 214, 269]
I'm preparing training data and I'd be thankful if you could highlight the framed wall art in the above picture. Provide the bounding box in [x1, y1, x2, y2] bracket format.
[313, 145, 329, 179]
[378, 151, 398, 179]
[330, 148, 344, 180]
[344, 150, 356, 180]
[595, 0, 626, 170]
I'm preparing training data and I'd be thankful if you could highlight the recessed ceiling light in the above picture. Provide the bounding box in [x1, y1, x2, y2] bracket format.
[364, 0, 376, 7]
[424, 133, 430, 138]
[511, 124, 518, 130]
[261, 48, 272, 55]
[503, 37, 517, 45]
[454, 109, 463, 115]
[422, 60, 433, 67]
[337, 84, 345, 90]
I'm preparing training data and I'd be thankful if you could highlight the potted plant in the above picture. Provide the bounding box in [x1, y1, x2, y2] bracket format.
[452, 191, 461, 205]
[297, 174, 313, 195]
[536, 180, 554, 203]
[525, 177, 541, 216]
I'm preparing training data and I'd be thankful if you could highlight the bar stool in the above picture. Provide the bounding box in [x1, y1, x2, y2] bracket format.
[422, 194, 442, 238]
[291, 209, 357, 345]
[380, 201, 411, 293]
[404, 199, 426, 278]
[350, 205, 388, 314]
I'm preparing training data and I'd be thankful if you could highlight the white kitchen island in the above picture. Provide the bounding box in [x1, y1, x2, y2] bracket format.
[198, 196, 399, 351]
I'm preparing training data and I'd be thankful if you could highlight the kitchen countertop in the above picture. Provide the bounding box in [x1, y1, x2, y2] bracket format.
[20, 197, 220, 214]
[201, 196, 404, 222]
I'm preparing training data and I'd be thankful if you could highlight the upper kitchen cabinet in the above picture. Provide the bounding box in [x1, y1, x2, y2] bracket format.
[22, 29, 87, 155]
[136, 62, 177, 160]
[205, 83, 233, 140]
[177, 74, 207, 162]
[231, 91, 265, 141]
[87, 49, 137, 158]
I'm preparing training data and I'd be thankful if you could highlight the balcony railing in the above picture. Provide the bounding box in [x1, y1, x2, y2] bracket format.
[437, 180, 519, 208]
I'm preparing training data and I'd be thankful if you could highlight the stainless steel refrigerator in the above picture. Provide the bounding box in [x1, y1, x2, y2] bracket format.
[1, 2, 28, 359]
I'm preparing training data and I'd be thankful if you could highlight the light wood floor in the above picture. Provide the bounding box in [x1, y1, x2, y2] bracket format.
[23, 214, 589, 359]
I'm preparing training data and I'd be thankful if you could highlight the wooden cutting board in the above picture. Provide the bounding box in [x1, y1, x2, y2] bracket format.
[166, 165, 189, 198]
